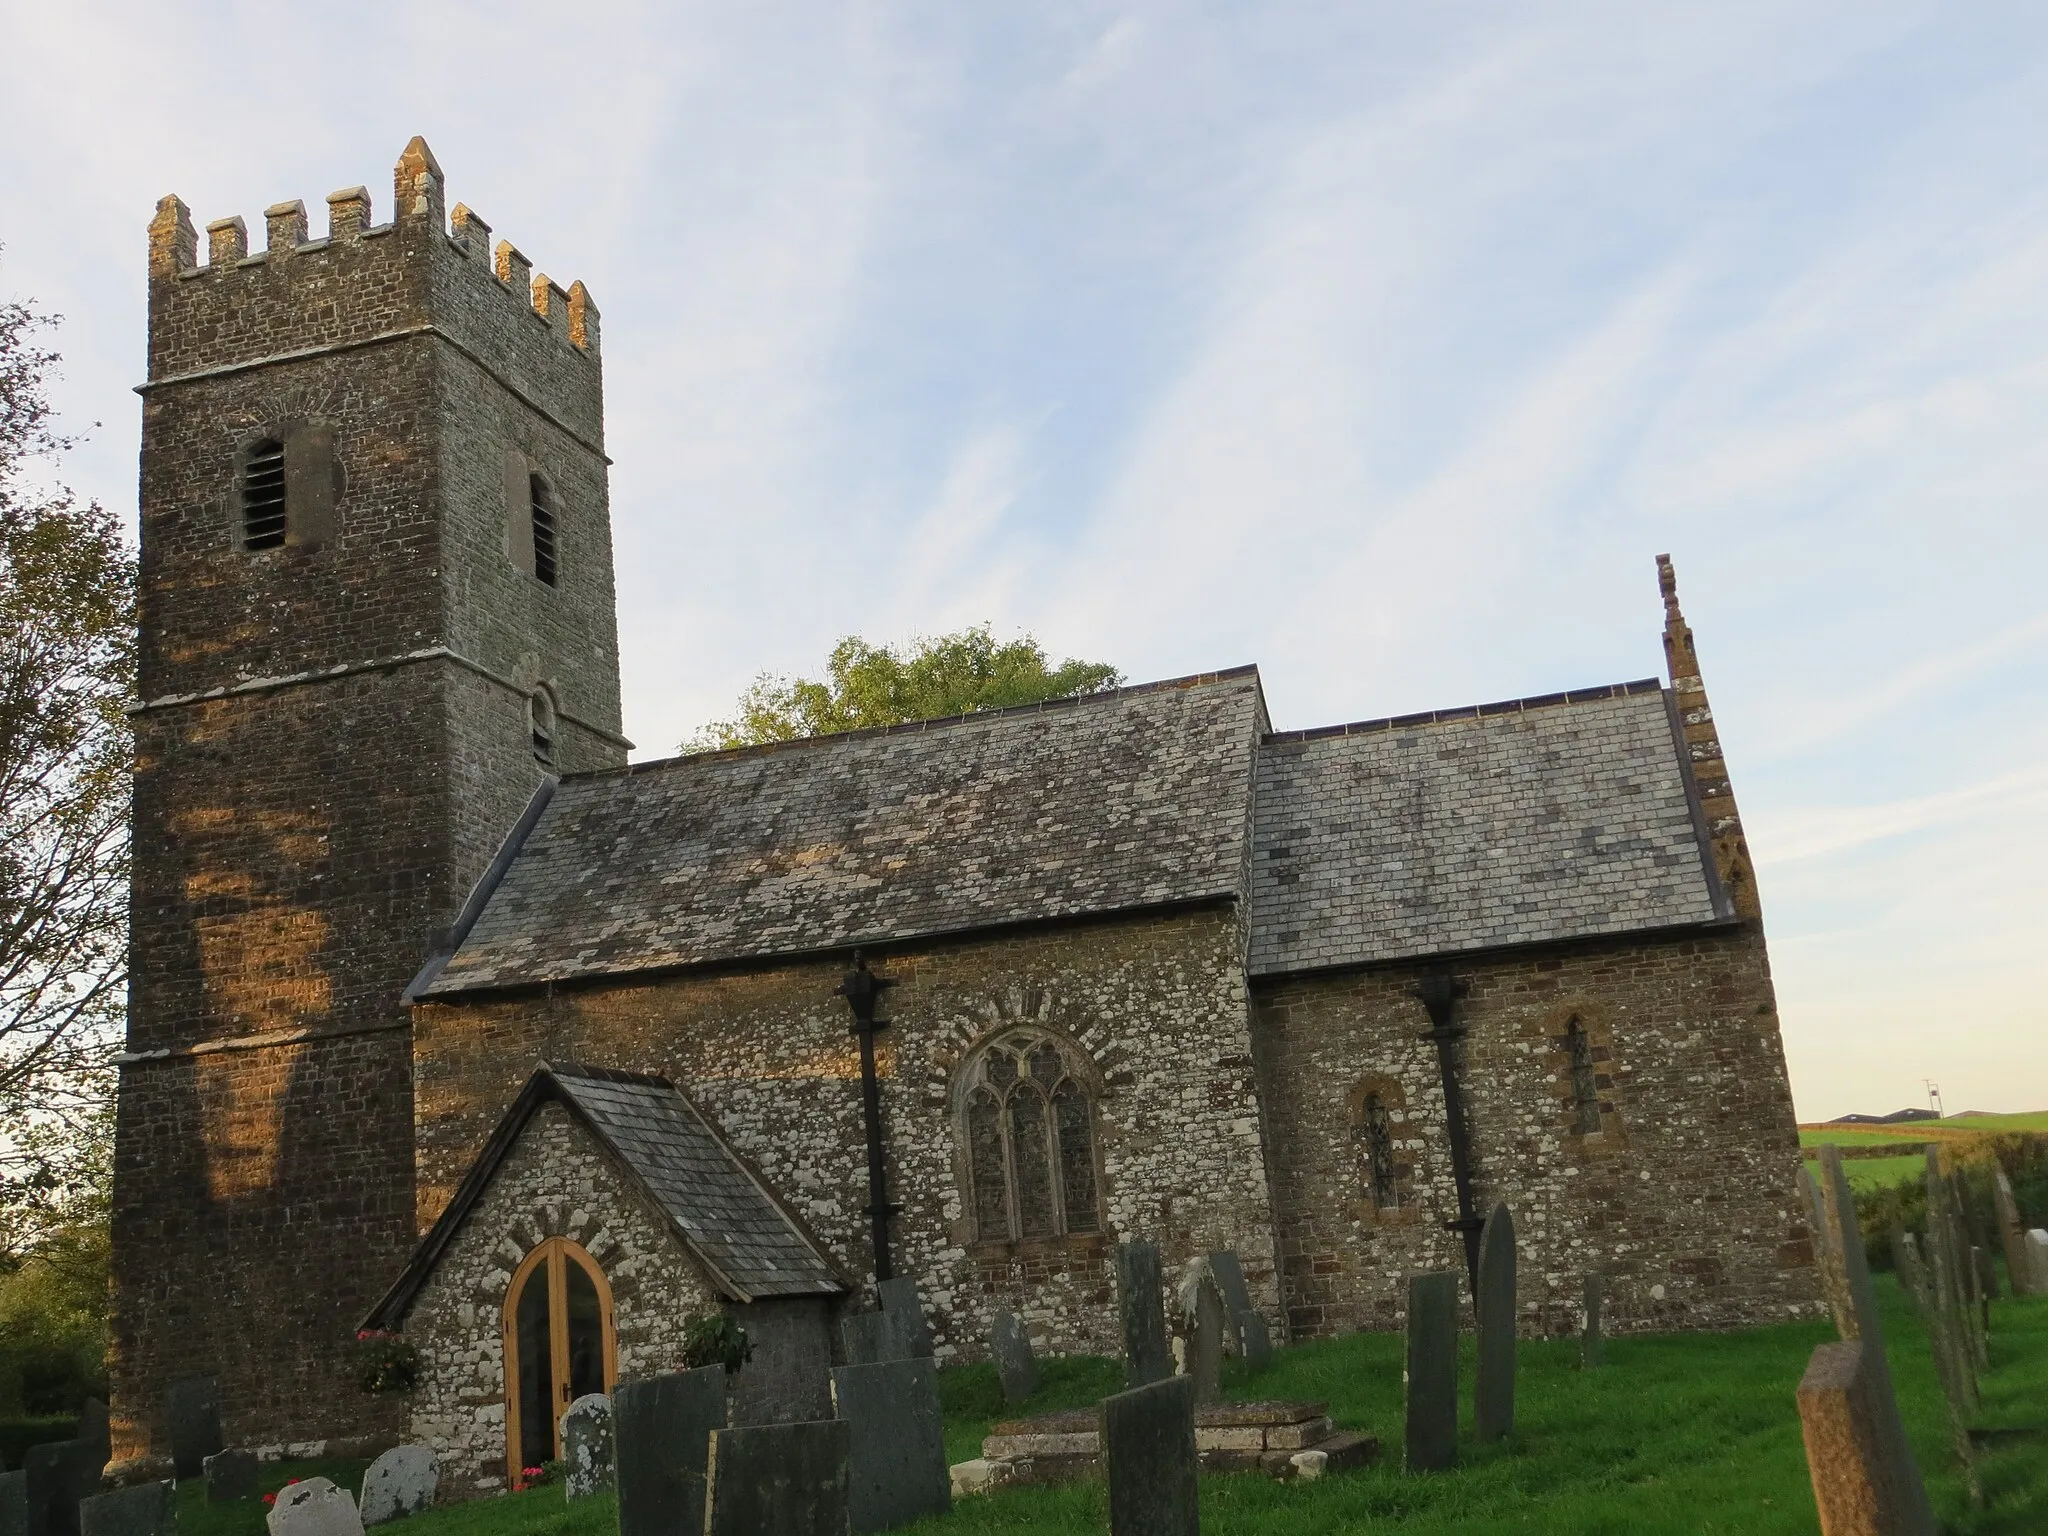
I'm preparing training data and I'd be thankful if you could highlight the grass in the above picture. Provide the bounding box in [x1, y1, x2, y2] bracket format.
[185, 1274, 2048, 1536]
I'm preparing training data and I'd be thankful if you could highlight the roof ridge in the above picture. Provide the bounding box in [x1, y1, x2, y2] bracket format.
[1263, 677, 1662, 745]
[563, 664, 1264, 782]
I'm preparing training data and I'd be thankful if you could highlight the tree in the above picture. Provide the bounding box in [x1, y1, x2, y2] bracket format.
[689, 625, 1122, 750]
[0, 277, 134, 1263]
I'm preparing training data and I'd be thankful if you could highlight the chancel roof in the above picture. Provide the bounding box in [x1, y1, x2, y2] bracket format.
[1248, 681, 1727, 976]
[366, 1064, 846, 1327]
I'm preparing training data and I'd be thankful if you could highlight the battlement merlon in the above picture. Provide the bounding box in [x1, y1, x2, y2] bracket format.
[143, 136, 603, 450]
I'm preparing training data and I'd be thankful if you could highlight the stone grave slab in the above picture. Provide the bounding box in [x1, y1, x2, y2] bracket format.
[876, 1278, 934, 1360]
[1476, 1204, 1516, 1444]
[703, 1420, 850, 1536]
[25, 1439, 105, 1536]
[203, 1451, 257, 1504]
[831, 1357, 950, 1533]
[615, 1367, 725, 1536]
[264, 1479, 363, 1536]
[78, 1483, 172, 1536]
[988, 1310, 1038, 1405]
[1100, 1375, 1198, 1536]
[559, 1395, 614, 1501]
[2, 1471, 27, 1536]
[1188, 1273, 1225, 1404]
[1205, 1253, 1254, 1352]
[1238, 1311, 1272, 1373]
[358, 1447, 437, 1527]
[1116, 1241, 1171, 1388]
[1580, 1272, 1603, 1369]
[165, 1380, 221, 1483]
[1405, 1271, 1459, 1473]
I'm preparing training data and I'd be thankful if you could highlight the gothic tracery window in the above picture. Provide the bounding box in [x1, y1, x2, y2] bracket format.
[1565, 1017, 1602, 1134]
[960, 1030, 1100, 1243]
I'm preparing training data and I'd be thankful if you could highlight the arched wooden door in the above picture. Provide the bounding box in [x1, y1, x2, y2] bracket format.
[503, 1237, 617, 1481]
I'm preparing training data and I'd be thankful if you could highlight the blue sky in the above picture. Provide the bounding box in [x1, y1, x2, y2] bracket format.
[4, 2, 2044, 1119]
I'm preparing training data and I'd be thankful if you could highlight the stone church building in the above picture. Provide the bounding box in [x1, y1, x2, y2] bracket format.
[110, 140, 1818, 1483]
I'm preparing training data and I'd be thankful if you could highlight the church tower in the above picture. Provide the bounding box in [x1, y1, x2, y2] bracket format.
[113, 139, 626, 1454]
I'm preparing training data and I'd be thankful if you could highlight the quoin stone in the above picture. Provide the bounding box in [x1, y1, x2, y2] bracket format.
[358, 1447, 438, 1527]
[559, 1395, 615, 1501]
[265, 1479, 364, 1536]
[203, 1451, 258, 1504]
[166, 1379, 221, 1482]
[703, 1421, 851, 1536]
[1099, 1375, 1199, 1536]
[1405, 1272, 1459, 1473]
[78, 1484, 173, 1536]
[1117, 1242, 1171, 1388]
[614, 1368, 725, 1536]
[988, 1311, 1038, 1406]
[1476, 1205, 1517, 1443]
[830, 1358, 951, 1533]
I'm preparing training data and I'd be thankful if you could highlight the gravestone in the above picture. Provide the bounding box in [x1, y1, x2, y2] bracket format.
[702, 1421, 850, 1536]
[1237, 1310, 1272, 1373]
[203, 1451, 258, 1504]
[1580, 1272, 1603, 1369]
[1187, 1274, 1225, 1404]
[1404, 1271, 1459, 1473]
[1475, 1205, 1516, 1444]
[78, 1483, 172, 1536]
[876, 1278, 934, 1360]
[830, 1357, 950, 1533]
[165, 1379, 222, 1482]
[358, 1447, 438, 1527]
[1798, 1340, 1918, 1536]
[1099, 1374, 1198, 1536]
[1993, 1171, 2033, 1297]
[264, 1478, 363, 1536]
[1205, 1252, 1254, 1353]
[615, 1368, 725, 1536]
[559, 1395, 615, 1501]
[25, 1439, 105, 1536]
[2, 1471, 28, 1536]
[76, 1405, 109, 1474]
[988, 1310, 1038, 1406]
[1116, 1242, 1171, 1388]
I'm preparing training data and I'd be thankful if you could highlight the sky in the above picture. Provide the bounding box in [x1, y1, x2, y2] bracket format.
[2, 1, 2044, 1122]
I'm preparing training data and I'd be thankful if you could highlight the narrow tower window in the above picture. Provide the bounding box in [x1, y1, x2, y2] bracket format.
[1566, 1018, 1602, 1134]
[530, 474, 558, 586]
[241, 438, 288, 550]
[529, 690, 557, 770]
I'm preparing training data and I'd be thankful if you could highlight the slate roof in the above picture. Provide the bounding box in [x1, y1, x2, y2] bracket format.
[417, 669, 1266, 996]
[365, 1064, 845, 1326]
[1247, 681, 1726, 976]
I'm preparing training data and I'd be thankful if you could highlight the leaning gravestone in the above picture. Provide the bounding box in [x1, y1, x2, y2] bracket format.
[203, 1450, 258, 1504]
[25, 1439, 106, 1536]
[2, 1471, 28, 1536]
[165, 1379, 222, 1482]
[1117, 1241, 1172, 1388]
[831, 1357, 950, 1533]
[988, 1310, 1038, 1406]
[76, 1405, 109, 1475]
[1580, 1272, 1603, 1369]
[358, 1447, 438, 1527]
[559, 1395, 615, 1501]
[1205, 1252, 1255, 1352]
[1188, 1273, 1226, 1405]
[615, 1368, 725, 1536]
[1238, 1310, 1273, 1373]
[1099, 1374, 1198, 1536]
[703, 1421, 850, 1536]
[1405, 1271, 1459, 1473]
[876, 1278, 935, 1360]
[1476, 1205, 1516, 1444]
[265, 1479, 363, 1536]
[78, 1483, 172, 1536]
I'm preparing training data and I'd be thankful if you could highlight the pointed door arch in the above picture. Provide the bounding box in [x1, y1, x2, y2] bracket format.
[502, 1237, 617, 1483]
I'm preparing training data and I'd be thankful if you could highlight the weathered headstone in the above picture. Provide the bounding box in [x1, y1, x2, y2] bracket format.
[1099, 1374, 1199, 1536]
[830, 1357, 950, 1534]
[165, 1379, 221, 1483]
[703, 1421, 850, 1536]
[1205, 1252, 1254, 1353]
[76, 1405, 109, 1475]
[2, 1471, 29, 1536]
[202, 1451, 258, 1504]
[615, 1368, 725, 1536]
[1798, 1340, 1915, 1536]
[358, 1447, 438, 1527]
[25, 1439, 106, 1536]
[1404, 1271, 1459, 1473]
[1580, 1272, 1603, 1369]
[1993, 1170, 2033, 1297]
[876, 1278, 934, 1360]
[264, 1478, 363, 1536]
[1116, 1241, 1171, 1388]
[1237, 1310, 1273, 1373]
[1187, 1274, 1225, 1405]
[559, 1394, 615, 1501]
[988, 1310, 1038, 1406]
[1475, 1204, 1516, 1444]
[78, 1482, 172, 1536]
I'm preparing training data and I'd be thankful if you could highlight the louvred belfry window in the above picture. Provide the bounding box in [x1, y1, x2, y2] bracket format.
[961, 1030, 1101, 1243]
[241, 438, 288, 549]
